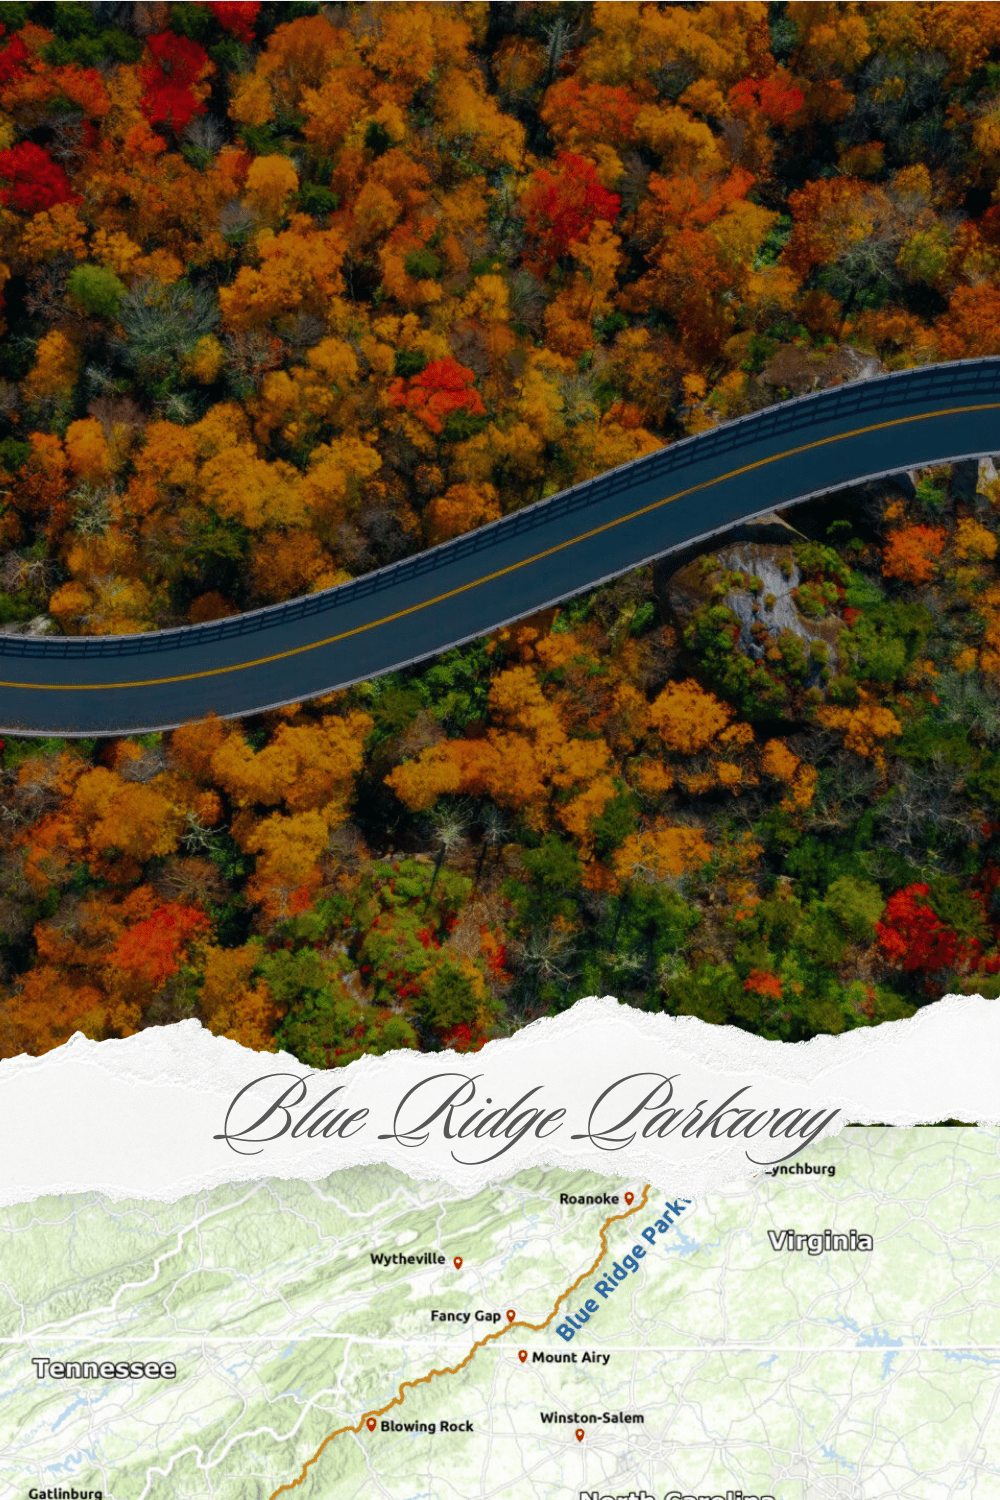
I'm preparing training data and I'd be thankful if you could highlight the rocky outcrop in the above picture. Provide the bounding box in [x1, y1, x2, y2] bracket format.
[660, 515, 842, 688]
[978, 456, 1000, 499]
[757, 342, 884, 398]
[0, 614, 59, 636]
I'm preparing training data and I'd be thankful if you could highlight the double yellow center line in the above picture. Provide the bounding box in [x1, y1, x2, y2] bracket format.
[2, 400, 997, 693]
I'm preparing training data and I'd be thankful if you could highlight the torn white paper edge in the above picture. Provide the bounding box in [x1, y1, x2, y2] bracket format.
[0, 992, 990, 1207]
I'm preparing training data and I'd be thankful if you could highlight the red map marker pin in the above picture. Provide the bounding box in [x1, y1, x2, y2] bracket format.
[453, 1256, 463, 1270]
[624, 1192, 634, 1205]
[575, 1428, 585, 1442]
[366, 1418, 376, 1432]
[518, 1350, 527, 1363]
[506, 1309, 516, 1322]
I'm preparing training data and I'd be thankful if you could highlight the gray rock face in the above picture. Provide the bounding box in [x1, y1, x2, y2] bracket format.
[0, 614, 59, 637]
[979, 456, 1000, 496]
[664, 532, 842, 683]
[716, 541, 827, 663]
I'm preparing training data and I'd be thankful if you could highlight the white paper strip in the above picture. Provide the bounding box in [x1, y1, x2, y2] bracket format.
[0, 993, 992, 1206]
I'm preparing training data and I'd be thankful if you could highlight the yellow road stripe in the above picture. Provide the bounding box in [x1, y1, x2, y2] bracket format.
[3, 399, 998, 693]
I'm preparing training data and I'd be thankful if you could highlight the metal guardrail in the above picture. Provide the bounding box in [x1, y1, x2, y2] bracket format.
[2, 357, 1000, 662]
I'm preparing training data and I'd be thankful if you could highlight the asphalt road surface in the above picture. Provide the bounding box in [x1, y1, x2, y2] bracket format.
[3, 357, 1000, 737]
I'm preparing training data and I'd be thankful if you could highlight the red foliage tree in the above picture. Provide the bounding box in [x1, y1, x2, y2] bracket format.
[0, 25, 27, 88]
[0, 142, 77, 214]
[139, 32, 211, 130]
[208, 2, 260, 45]
[728, 71, 805, 128]
[112, 903, 211, 986]
[977, 205, 1000, 251]
[388, 358, 486, 436]
[520, 151, 621, 274]
[439, 1021, 489, 1053]
[876, 884, 978, 973]
[744, 968, 783, 999]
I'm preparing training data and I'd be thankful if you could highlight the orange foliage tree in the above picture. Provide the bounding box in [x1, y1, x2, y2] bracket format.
[882, 525, 947, 585]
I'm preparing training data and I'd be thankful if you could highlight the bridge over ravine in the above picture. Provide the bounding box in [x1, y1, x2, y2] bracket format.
[2, 357, 999, 736]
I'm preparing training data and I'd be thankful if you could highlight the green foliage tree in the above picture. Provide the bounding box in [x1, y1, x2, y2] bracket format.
[68, 265, 126, 321]
[825, 876, 886, 942]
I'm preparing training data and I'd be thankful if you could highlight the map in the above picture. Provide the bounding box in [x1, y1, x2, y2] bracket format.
[2, 1127, 998, 1500]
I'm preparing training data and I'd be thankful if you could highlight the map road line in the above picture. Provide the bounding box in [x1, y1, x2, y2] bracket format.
[266, 1184, 653, 1499]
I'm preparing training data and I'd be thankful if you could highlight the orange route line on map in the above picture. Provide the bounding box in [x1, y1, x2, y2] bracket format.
[267, 1182, 653, 1498]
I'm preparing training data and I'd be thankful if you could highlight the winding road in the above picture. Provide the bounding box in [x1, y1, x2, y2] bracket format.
[2, 356, 1000, 737]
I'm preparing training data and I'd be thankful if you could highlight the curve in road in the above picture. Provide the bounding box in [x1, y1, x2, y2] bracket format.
[2, 356, 1000, 736]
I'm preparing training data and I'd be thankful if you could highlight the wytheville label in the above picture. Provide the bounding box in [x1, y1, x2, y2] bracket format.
[369, 1251, 446, 1266]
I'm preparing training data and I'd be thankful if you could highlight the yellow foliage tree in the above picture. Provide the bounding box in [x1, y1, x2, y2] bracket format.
[817, 692, 902, 771]
[69, 768, 185, 882]
[954, 517, 998, 562]
[241, 809, 330, 921]
[761, 738, 799, 782]
[387, 660, 620, 850]
[19, 201, 88, 263]
[184, 334, 226, 384]
[297, 436, 382, 532]
[199, 944, 282, 1051]
[230, 14, 348, 127]
[200, 444, 304, 530]
[64, 418, 112, 485]
[424, 482, 501, 545]
[243, 153, 299, 226]
[218, 219, 347, 331]
[614, 822, 713, 881]
[649, 678, 733, 754]
[208, 711, 372, 815]
[252, 336, 359, 445]
[433, 65, 525, 170]
[23, 329, 78, 401]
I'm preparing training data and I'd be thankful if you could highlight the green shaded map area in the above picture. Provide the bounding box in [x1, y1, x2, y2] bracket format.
[1, 1128, 998, 1500]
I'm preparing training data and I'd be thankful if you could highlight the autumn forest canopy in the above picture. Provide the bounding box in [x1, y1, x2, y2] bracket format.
[4, 0, 1000, 1063]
